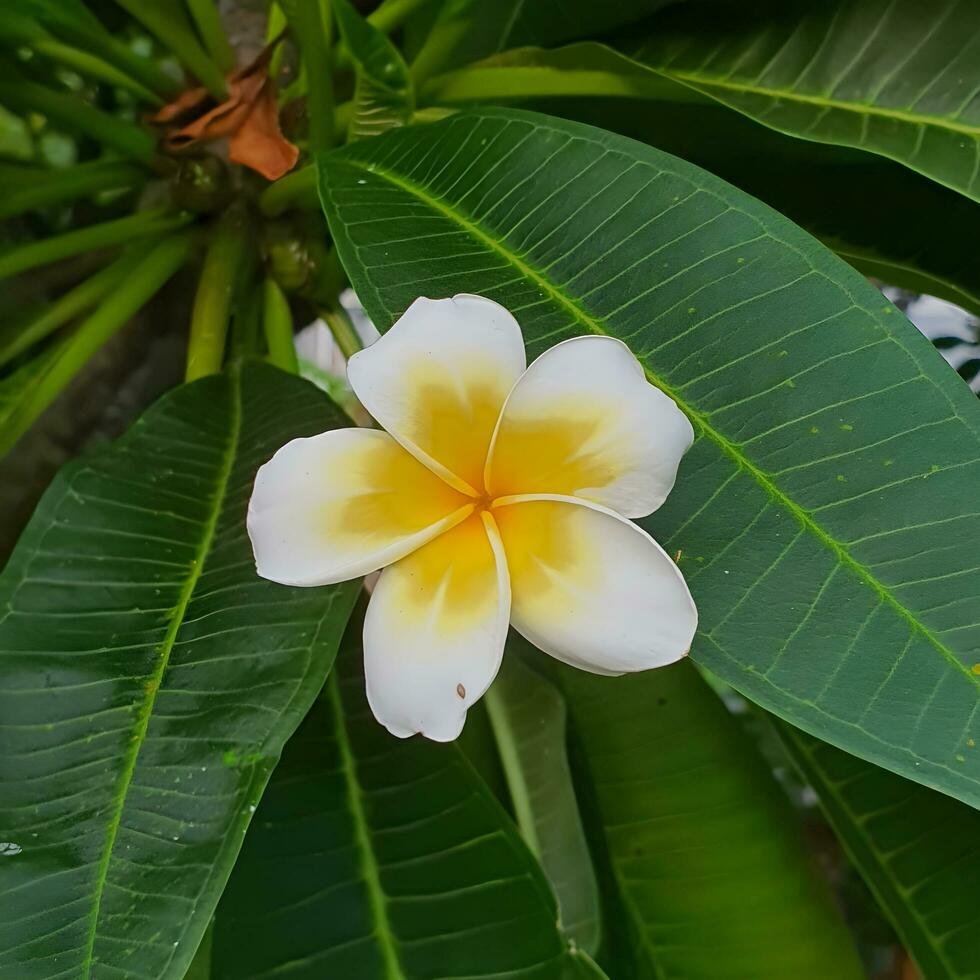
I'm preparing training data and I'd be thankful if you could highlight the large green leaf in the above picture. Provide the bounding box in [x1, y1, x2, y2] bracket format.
[412, 0, 676, 79]
[0, 362, 360, 979]
[629, 0, 980, 202]
[422, 42, 705, 106]
[548, 97, 980, 316]
[554, 658, 861, 978]
[776, 722, 980, 979]
[211, 609, 587, 980]
[485, 653, 601, 954]
[318, 107, 980, 806]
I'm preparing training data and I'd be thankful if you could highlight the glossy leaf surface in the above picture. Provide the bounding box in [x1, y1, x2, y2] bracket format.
[630, 0, 980, 202]
[777, 723, 980, 980]
[485, 653, 601, 954]
[319, 107, 980, 805]
[0, 363, 360, 979]
[212, 614, 577, 980]
[555, 98, 980, 319]
[422, 42, 702, 106]
[557, 660, 862, 979]
[413, 0, 675, 78]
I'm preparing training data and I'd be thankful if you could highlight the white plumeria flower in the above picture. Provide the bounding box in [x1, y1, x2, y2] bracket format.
[248, 295, 698, 741]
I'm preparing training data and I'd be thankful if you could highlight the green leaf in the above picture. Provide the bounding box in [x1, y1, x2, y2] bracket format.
[0, 362, 360, 979]
[423, 42, 708, 107]
[334, 0, 413, 140]
[776, 722, 980, 980]
[485, 653, 601, 954]
[628, 0, 980, 203]
[318, 107, 980, 806]
[411, 0, 676, 82]
[556, 660, 862, 978]
[211, 610, 574, 980]
[454, 699, 511, 806]
[550, 97, 980, 317]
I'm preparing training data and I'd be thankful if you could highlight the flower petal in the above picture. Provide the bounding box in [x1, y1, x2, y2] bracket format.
[486, 336, 694, 518]
[493, 495, 696, 674]
[364, 512, 510, 741]
[347, 294, 526, 494]
[248, 428, 472, 586]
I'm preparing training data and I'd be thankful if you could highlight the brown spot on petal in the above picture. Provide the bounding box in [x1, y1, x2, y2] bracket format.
[456, 683, 466, 699]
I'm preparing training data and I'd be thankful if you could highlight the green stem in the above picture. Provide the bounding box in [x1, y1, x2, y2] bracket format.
[32, 38, 163, 105]
[0, 232, 196, 458]
[256, 97, 347, 213]
[0, 161, 146, 222]
[185, 0, 236, 73]
[110, 0, 227, 99]
[0, 244, 153, 368]
[262, 278, 299, 374]
[0, 82, 157, 163]
[334, 0, 437, 69]
[185, 206, 251, 381]
[322, 305, 362, 360]
[40, 14, 182, 98]
[368, 0, 438, 34]
[284, 0, 335, 152]
[258, 165, 316, 216]
[265, 2, 288, 78]
[0, 209, 193, 281]
[409, 12, 465, 86]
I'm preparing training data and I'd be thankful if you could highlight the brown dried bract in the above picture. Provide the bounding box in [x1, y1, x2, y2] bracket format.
[151, 41, 298, 181]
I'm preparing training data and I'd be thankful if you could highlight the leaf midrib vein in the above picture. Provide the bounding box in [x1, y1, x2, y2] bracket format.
[80, 370, 243, 976]
[327, 675, 406, 980]
[658, 68, 980, 139]
[341, 155, 978, 695]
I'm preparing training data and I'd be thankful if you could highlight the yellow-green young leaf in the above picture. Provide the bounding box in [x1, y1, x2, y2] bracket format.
[334, 0, 413, 140]
[422, 42, 704, 106]
[628, 0, 980, 203]
[317, 108, 980, 807]
[0, 363, 360, 979]
[556, 661, 862, 979]
[776, 723, 980, 980]
[485, 653, 601, 954]
[211, 611, 577, 980]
